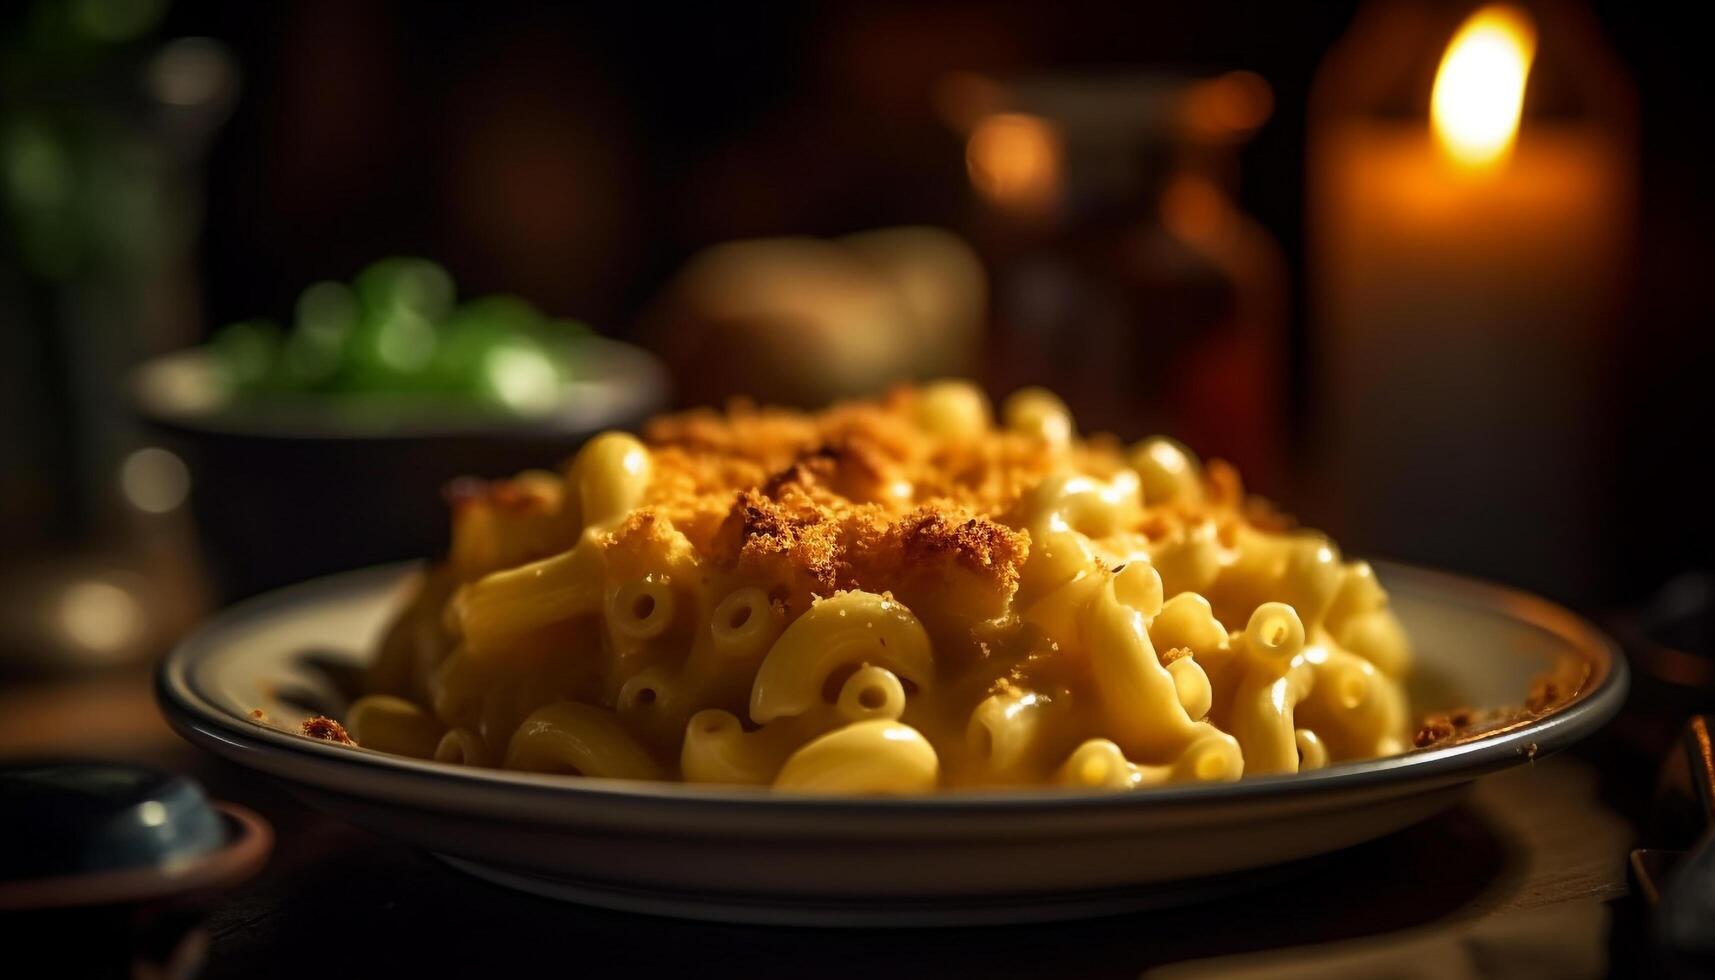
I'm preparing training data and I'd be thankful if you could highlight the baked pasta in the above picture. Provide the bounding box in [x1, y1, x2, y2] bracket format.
[349, 382, 1412, 792]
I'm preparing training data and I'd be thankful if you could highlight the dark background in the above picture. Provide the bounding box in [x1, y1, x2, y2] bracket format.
[0, 7, 1705, 971]
[4, 0, 1711, 610]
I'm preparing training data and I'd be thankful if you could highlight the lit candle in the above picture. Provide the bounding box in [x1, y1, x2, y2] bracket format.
[1310, 4, 1632, 600]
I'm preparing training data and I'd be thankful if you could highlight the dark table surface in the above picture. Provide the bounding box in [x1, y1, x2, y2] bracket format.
[0, 664, 1637, 979]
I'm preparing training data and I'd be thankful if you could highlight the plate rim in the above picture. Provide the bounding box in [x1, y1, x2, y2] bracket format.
[157, 559, 1628, 816]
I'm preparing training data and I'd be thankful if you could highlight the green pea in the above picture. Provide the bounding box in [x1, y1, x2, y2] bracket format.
[339, 306, 440, 391]
[476, 333, 563, 414]
[430, 323, 505, 395]
[354, 257, 454, 322]
[275, 281, 359, 390]
[426, 296, 544, 393]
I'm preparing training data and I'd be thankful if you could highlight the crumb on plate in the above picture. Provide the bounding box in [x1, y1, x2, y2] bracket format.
[301, 715, 355, 745]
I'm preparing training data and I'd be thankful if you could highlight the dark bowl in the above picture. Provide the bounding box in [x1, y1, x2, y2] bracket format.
[132, 336, 667, 600]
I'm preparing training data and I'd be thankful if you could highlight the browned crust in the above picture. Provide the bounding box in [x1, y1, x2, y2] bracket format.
[1412, 708, 1477, 748]
[1414, 654, 1593, 750]
[713, 489, 848, 593]
[301, 716, 355, 745]
[887, 509, 1025, 594]
[1525, 676, 1562, 714]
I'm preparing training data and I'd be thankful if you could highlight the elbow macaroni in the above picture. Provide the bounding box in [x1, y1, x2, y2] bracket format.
[345, 383, 1415, 792]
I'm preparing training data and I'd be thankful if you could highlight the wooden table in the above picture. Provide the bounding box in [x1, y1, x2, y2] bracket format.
[0, 665, 1638, 978]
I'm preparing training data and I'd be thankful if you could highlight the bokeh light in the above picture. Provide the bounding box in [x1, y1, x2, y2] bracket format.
[120, 446, 191, 514]
[965, 112, 1062, 215]
[55, 579, 144, 658]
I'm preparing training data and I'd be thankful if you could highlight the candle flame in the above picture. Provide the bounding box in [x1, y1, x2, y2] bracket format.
[1430, 5, 1537, 168]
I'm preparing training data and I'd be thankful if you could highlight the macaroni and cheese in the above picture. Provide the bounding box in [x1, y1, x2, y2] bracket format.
[348, 383, 1413, 792]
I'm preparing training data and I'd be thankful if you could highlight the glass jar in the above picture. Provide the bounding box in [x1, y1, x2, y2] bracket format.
[954, 70, 1288, 491]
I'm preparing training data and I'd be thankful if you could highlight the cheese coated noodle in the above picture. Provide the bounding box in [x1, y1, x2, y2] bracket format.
[749, 591, 932, 724]
[775, 720, 940, 794]
[1001, 387, 1074, 449]
[570, 432, 652, 529]
[967, 689, 1062, 783]
[1084, 578, 1206, 759]
[1295, 729, 1329, 771]
[1057, 733, 1243, 790]
[506, 702, 665, 780]
[435, 727, 488, 766]
[346, 694, 443, 759]
[708, 586, 783, 660]
[836, 665, 908, 723]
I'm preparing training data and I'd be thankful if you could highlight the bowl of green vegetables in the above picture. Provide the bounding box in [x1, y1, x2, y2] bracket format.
[133, 258, 666, 598]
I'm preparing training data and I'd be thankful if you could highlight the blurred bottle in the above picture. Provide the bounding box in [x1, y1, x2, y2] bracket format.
[943, 70, 1287, 489]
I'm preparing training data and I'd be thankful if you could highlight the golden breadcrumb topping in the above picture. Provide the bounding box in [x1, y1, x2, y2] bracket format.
[627, 389, 1081, 617]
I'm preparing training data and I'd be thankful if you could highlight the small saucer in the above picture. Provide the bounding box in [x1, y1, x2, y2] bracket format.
[0, 763, 272, 911]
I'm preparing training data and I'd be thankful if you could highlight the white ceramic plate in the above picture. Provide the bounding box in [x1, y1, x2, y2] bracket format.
[157, 561, 1625, 926]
